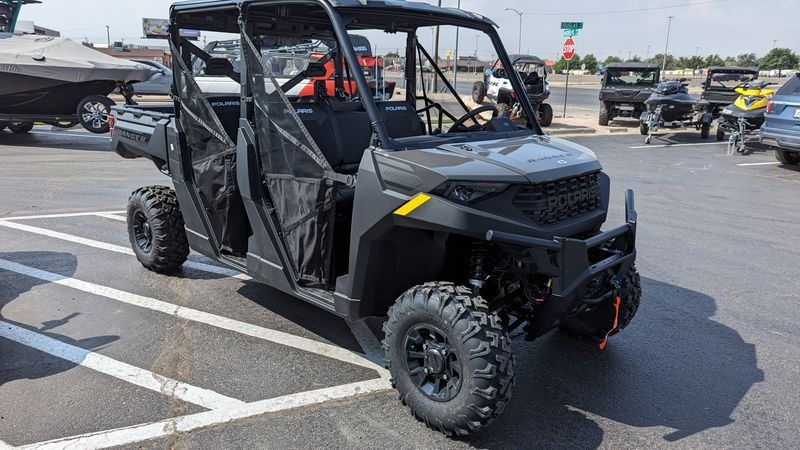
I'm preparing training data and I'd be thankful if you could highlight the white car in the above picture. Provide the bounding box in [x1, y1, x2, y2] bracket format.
[472, 54, 553, 126]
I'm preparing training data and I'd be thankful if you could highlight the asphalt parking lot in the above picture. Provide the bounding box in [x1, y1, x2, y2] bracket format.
[2, 126, 799, 449]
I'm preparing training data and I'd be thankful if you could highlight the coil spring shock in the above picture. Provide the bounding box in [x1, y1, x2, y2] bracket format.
[468, 242, 489, 293]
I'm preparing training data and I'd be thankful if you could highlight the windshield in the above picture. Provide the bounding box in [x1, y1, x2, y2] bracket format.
[707, 72, 758, 91]
[606, 68, 658, 87]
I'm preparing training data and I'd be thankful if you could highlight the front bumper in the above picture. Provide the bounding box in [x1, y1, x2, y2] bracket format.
[486, 189, 637, 305]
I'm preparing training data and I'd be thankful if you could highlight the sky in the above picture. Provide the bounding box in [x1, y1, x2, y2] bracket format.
[18, 0, 799, 61]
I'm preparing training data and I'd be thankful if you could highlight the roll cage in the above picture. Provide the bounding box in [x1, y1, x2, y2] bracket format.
[169, 0, 542, 150]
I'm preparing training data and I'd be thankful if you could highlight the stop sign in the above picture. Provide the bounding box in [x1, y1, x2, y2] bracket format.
[562, 37, 576, 61]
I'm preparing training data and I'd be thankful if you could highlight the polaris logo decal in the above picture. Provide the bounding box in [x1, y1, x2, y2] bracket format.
[210, 100, 240, 108]
[384, 105, 408, 112]
[547, 188, 593, 210]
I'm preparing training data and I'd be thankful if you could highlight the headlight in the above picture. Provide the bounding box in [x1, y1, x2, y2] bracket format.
[432, 182, 509, 205]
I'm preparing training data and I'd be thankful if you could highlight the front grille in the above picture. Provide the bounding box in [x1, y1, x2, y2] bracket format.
[513, 172, 601, 226]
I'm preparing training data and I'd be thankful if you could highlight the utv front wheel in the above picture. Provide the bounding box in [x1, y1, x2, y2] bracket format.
[383, 282, 515, 436]
[539, 103, 554, 127]
[472, 82, 486, 104]
[127, 186, 189, 273]
[560, 266, 641, 342]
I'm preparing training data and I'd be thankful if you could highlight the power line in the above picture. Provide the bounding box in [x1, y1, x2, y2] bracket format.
[518, 0, 732, 17]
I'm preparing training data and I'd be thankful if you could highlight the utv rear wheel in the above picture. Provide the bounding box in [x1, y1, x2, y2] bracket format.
[560, 266, 641, 342]
[383, 282, 515, 436]
[598, 103, 610, 126]
[496, 103, 511, 119]
[539, 103, 554, 127]
[639, 121, 649, 136]
[472, 81, 486, 104]
[775, 149, 800, 165]
[127, 186, 189, 273]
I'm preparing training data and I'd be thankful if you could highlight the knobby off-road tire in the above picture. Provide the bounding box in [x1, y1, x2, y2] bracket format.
[496, 103, 511, 119]
[127, 186, 189, 273]
[382, 282, 515, 436]
[472, 81, 486, 104]
[716, 127, 725, 141]
[775, 149, 800, 165]
[560, 266, 641, 342]
[639, 121, 649, 136]
[539, 103, 554, 127]
[598, 102, 610, 126]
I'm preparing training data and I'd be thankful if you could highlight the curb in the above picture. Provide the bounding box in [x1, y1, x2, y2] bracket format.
[547, 127, 596, 136]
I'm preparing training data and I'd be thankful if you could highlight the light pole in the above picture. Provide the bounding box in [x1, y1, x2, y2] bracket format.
[662, 16, 674, 73]
[646, 44, 651, 60]
[105, 25, 111, 47]
[773, 39, 777, 48]
[505, 8, 523, 54]
[453, 0, 461, 91]
[432, 0, 442, 92]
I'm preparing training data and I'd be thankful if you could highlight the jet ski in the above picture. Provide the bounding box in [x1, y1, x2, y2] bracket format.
[717, 80, 775, 155]
[639, 79, 713, 144]
[0, 34, 156, 133]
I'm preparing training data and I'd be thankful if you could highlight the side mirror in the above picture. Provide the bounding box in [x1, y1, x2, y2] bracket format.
[304, 62, 327, 78]
[159, 69, 167, 75]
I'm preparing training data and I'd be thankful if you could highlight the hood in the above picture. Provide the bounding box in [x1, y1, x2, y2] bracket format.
[436, 134, 602, 184]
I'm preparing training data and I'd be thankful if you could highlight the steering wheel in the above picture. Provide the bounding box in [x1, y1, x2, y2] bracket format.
[448, 105, 499, 133]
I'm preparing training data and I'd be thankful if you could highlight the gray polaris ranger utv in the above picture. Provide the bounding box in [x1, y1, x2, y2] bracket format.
[599, 62, 660, 125]
[111, 0, 640, 436]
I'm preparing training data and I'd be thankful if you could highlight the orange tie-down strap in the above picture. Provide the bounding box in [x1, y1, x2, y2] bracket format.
[598, 294, 621, 350]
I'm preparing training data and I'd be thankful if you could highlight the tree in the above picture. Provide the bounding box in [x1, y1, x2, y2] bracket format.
[735, 53, 758, 67]
[582, 54, 599, 73]
[649, 54, 675, 70]
[628, 55, 642, 62]
[760, 48, 799, 76]
[555, 54, 581, 73]
[603, 55, 622, 66]
[704, 54, 725, 67]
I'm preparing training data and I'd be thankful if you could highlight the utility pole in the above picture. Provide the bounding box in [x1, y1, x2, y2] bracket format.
[432, 0, 442, 92]
[505, 8, 523, 54]
[105, 25, 111, 47]
[475, 34, 479, 73]
[646, 44, 651, 60]
[695, 46, 700, 57]
[662, 16, 674, 73]
[773, 39, 777, 48]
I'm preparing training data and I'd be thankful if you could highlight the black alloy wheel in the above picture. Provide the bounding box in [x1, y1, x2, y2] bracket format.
[404, 324, 463, 401]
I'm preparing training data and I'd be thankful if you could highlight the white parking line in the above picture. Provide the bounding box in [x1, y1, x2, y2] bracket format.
[0, 210, 125, 221]
[0, 320, 245, 410]
[629, 142, 726, 149]
[0, 220, 249, 280]
[0, 258, 386, 376]
[19, 377, 390, 450]
[30, 131, 109, 140]
[736, 161, 781, 166]
[94, 212, 127, 222]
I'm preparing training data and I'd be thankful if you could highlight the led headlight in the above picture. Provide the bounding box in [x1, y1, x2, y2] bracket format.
[432, 182, 509, 205]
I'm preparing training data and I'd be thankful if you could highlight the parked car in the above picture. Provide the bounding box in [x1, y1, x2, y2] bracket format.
[131, 60, 172, 96]
[760, 72, 800, 165]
